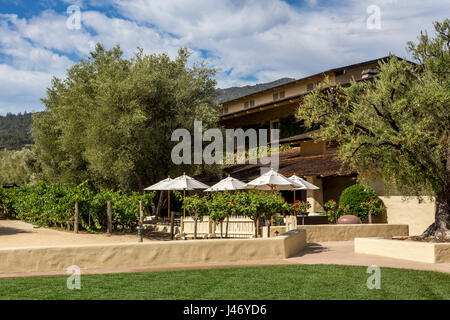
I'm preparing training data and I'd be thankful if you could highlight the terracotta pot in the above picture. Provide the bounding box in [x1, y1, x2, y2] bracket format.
[337, 215, 362, 224]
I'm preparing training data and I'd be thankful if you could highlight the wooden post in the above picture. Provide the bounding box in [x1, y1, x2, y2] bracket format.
[74, 201, 79, 233]
[168, 190, 170, 218]
[107, 201, 112, 235]
[368, 210, 373, 224]
[138, 200, 143, 242]
[183, 189, 186, 218]
[170, 210, 175, 240]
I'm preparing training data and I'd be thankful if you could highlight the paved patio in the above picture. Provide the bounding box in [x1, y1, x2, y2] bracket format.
[0, 220, 448, 278]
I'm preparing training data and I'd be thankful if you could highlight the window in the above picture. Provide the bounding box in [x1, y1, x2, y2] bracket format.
[249, 99, 255, 107]
[279, 91, 285, 99]
[273, 92, 279, 101]
[223, 106, 228, 114]
[244, 101, 249, 108]
[307, 83, 314, 91]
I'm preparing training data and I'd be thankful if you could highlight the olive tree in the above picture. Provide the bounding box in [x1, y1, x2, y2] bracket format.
[297, 20, 450, 239]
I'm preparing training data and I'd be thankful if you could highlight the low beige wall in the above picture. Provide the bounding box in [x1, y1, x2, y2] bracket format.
[355, 238, 450, 263]
[0, 229, 306, 275]
[263, 224, 409, 242]
[380, 196, 435, 236]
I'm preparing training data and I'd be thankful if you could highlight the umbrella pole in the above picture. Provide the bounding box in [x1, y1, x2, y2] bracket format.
[168, 190, 170, 218]
[183, 188, 186, 218]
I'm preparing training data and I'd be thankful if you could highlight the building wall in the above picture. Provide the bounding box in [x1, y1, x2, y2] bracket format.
[322, 175, 357, 202]
[367, 180, 435, 235]
[221, 62, 378, 119]
[379, 196, 435, 236]
[306, 175, 434, 234]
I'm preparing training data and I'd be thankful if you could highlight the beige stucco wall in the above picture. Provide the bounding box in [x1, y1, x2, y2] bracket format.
[265, 222, 409, 242]
[0, 229, 306, 275]
[306, 176, 324, 212]
[379, 196, 435, 236]
[354, 238, 450, 263]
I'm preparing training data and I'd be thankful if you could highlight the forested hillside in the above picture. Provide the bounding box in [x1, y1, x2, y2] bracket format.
[0, 112, 33, 150]
[0, 77, 296, 150]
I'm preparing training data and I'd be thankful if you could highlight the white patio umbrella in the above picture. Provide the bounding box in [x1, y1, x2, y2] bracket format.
[289, 173, 319, 202]
[165, 173, 210, 217]
[246, 168, 302, 233]
[204, 174, 247, 192]
[246, 168, 304, 191]
[144, 176, 173, 217]
[204, 174, 247, 238]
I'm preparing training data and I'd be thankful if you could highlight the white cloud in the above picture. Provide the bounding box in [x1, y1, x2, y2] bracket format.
[0, 0, 448, 114]
[0, 64, 52, 114]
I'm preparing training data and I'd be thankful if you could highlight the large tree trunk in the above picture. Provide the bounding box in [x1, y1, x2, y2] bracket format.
[422, 142, 450, 239]
[422, 190, 450, 239]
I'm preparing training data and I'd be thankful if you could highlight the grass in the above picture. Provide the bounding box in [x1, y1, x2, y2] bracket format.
[0, 264, 449, 300]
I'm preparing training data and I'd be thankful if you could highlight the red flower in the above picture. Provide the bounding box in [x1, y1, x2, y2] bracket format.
[306, 201, 309, 203]
[295, 206, 299, 209]
[369, 197, 373, 200]
[232, 202, 236, 205]
[295, 200, 299, 203]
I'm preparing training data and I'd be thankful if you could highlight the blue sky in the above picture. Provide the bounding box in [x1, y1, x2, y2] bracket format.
[0, 0, 448, 114]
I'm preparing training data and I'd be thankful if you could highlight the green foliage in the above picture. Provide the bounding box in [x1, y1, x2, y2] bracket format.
[233, 190, 288, 221]
[0, 148, 38, 185]
[0, 112, 33, 150]
[324, 199, 340, 223]
[339, 184, 384, 219]
[184, 194, 209, 221]
[32, 43, 218, 193]
[272, 215, 284, 226]
[208, 192, 234, 223]
[0, 182, 155, 232]
[296, 19, 450, 201]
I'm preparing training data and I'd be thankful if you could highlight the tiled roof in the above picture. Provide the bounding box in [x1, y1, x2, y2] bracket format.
[224, 151, 354, 181]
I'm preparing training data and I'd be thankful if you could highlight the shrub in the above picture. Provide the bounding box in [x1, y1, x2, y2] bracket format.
[339, 184, 385, 219]
[287, 200, 311, 215]
[1, 181, 155, 232]
[324, 199, 340, 223]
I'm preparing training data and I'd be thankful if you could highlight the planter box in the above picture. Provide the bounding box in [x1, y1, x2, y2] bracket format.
[265, 224, 409, 242]
[354, 237, 450, 263]
[0, 229, 307, 275]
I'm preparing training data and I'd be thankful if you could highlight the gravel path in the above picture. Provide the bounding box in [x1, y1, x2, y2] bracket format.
[0, 219, 167, 248]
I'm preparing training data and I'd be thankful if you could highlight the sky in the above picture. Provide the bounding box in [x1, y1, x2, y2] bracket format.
[0, 0, 448, 115]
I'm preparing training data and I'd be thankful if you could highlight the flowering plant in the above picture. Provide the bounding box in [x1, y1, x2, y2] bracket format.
[324, 199, 340, 223]
[287, 200, 310, 215]
[359, 197, 384, 222]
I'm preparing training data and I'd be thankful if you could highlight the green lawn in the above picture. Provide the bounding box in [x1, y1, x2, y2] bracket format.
[0, 264, 449, 300]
